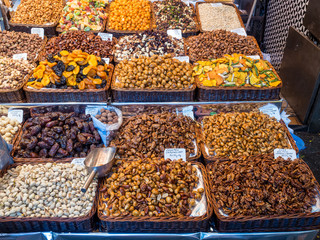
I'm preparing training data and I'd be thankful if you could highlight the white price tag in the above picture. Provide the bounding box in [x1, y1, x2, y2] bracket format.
[231, 28, 247, 36]
[85, 107, 100, 116]
[98, 33, 113, 41]
[211, 3, 223, 7]
[167, 29, 182, 39]
[31, 28, 44, 39]
[102, 58, 110, 64]
[174, 56, 189, 63]
[8, 109, 23, 123]
[182, 106, 194, 120]
[71, 158, 86, 166]
[182, 0, 190, 6]
[259, 103, 281, 121]
[12, 53, 27, 60]
[247, 55, 260, 60]
[164, 148, 186, 161]
[274, 149, 297, 161]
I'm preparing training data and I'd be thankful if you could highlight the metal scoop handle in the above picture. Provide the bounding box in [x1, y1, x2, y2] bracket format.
[81, 170, 97, 193]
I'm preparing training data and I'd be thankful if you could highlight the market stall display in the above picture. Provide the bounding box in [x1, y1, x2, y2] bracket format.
[98, 158, 213, 232]
[112, 54, 195, 102]
[207, 155, 320, 232]
[57, 0, 108, 32]
[152, 0, 199, 36]
[113, 31, 185, 62]
[0, 116, 20, 144]
[193, 54, 282, 101]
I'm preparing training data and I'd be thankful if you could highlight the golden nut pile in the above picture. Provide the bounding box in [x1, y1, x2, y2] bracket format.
[114, 55, 194, 90]
[99, 158, 204, 217]
[202, 112, 291, 158]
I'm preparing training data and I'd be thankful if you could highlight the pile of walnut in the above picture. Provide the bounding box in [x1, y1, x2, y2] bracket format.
[209, 156, 318, 217]
[99, 158, 204, 217]
[202, 112, 291, 158]
[110, 112, 197, 159]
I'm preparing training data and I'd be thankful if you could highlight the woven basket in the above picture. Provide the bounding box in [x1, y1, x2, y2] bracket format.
[98, 162, 213, 233]
[0, 162, 97, 233]
[24, 64, 114, 103]
[199, 119, 299, 163]
[196, 2, 245, 32]
[196, 62, 282, 101]
[151, 1, 200, 38]
[206, 158, 320, 232]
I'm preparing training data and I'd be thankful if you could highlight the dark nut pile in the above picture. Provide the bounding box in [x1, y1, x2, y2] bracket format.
[202, 112, 291, 158]
[0, 31, 44, 61]
[95, 108, 118, 125]
[209, 156, 318, 217]
[114, 31, 184, 61]
[185, 30, 260, 62]
[114, 54, 194, 89]
[44, 31, 115, 59]
[99, 158, 204, 217]
[15, 112, 103, 159]
[153, 0, 197, 32]
[0, 57, 34, 89]
[110, 112, 197, 159]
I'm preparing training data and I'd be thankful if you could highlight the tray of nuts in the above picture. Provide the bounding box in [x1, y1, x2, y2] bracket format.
[199, 112, 298, 162]
[207, 155, 320, 232]
[11, 111, 104, 163]
[109, 112, 201, 161]
[0, 162, 98, 232]
[112, 55, 195, 102]
[98, 158, 213, 233]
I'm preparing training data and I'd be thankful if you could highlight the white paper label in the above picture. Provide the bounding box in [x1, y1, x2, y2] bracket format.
[85, 107, 100, 116]
[102, 58, 110, 64]
[12, 53, 27, 60]
[98, 33, 113, 41]
[164, 148, 186, 161]
[247, 55, 260, 60]
[167, 29, 182, 39]
[274, 149, 297, 161]
[259, 103, 281, 121]
[71, 158, 85, 166]
[31, 28, 44, 39]
[231, 28, 247, 36]
[182, 106, 194, 120]
[8, 109, 23, 123]
[182, 0, 189, 6]
[174, 56, 190, 63]
[211, 3, 223, 7]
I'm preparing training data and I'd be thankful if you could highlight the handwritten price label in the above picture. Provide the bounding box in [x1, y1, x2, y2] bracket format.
[71, 158, 85, 166]
[12, 53, 27, 60]
[8, 109, 23, 123]
[164, 148, 186, 161]
[174, 56, 190, 63]
[98, 33, 113, 41]
[31, 28, 44, 39]
[167, 29, 182, 39]
[274, 149, 297, 161]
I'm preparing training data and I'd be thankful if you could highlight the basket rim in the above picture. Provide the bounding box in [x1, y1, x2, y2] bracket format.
[196, 1, 245, 32]
[97, 161, 214, 223]
[0, 70, 33, 94]
[206, 157, 320, 222]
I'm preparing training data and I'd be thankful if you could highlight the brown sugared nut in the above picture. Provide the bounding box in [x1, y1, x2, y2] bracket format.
[110, 112, 197, 159]
[95, 108, 118, 125]
[209, 156, 318, 217]
[98, 158, 204, 217]
[202, 112, 291, 158]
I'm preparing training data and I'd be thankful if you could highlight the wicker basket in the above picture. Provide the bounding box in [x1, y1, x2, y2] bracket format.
[98, 162, 213, 233]
[206, 158, 320, 232]
[24, 64, 114, 103]
[0, 162, 97, 233]
[196, 62, 282, 101]
[151, 1, 200, 38]
[199, 119, 299, 163]
[196, 2, 245, 32]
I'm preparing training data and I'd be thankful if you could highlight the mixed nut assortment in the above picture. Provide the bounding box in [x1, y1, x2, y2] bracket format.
[185, 30, 260, 62]
[27, 50, 111, 90]
[95, 108, 119, 125]
[99, 158, 204, 217]
[0, 163, 97, 218]
[14, 112, 103, 158]
[0, 57, 34, 89]
[44, 31, 114, 59]
[114, 31, 185, 61]
[0, 116, 20, 144]
[114, 55, 194, 89]
[110, 112, 197, 159]
[0, 31, 44, 62]
[153, 0, 197, 33]
[209, 156, 318, 216]
[202, 112, 291, 158]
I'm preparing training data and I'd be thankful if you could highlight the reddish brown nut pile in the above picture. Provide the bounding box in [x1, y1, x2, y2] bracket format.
[15, 112, 104, 159]
[95, 108, 118, 125]
[110, 112, 197, 159]
[99, 158, 204, 217]
[209, 156, 318, 217]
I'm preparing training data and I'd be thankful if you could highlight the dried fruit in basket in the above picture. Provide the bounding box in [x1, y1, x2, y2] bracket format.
[193, 54, 281, 88]
[27, 49, 111, 90]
